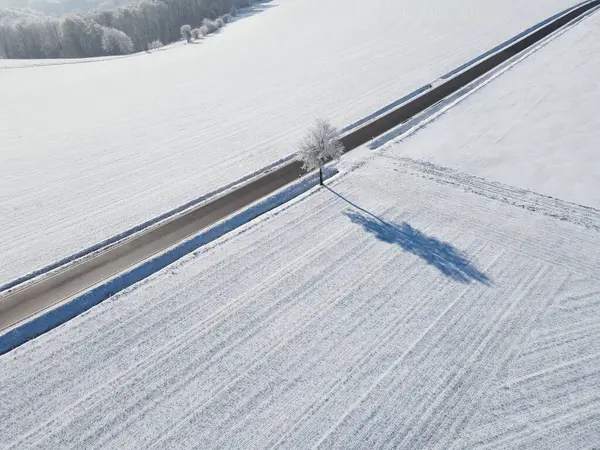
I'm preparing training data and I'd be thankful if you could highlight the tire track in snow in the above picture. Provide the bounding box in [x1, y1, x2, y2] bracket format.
[116, 202, 474, 448]
[309, 252, 508, 448]
[85, 234, 401, 449]
[325, 262, 545, 448]
[384, 157, 600, 232]
[166, 237, 495, 448]
[386, 269, 554, 448]
[167, 256, 428, 449]
[4, 219, 363, 448]
[266, 237, 495, 449]
[9, 202, 410, 448]
[457, 276, 600, 449]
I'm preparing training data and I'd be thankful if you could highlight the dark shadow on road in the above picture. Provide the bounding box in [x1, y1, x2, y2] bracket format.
[325, 187, 491, 285]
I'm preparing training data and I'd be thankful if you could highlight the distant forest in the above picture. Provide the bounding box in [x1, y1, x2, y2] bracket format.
[0, 0, 130, 16]
[0, 0, 256, 58]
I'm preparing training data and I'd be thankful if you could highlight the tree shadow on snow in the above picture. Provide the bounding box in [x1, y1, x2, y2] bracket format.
[326, 188, 491, 285]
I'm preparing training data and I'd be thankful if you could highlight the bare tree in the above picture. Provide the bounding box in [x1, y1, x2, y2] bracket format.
[298, 118, 344, 185]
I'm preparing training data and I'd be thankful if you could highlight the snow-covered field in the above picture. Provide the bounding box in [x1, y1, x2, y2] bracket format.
[0, 0, 581, 286]
[2, 145, 600, 447]
[5, 10, 600, 435]
[396, 7, 600, 209]
[2, 4, 600, 448]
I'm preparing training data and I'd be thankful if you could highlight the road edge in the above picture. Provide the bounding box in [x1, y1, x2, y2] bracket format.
[0, 170, 326, 355]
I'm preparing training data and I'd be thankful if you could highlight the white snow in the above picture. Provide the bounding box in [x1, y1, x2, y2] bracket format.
[1, 4, 600, 448]
[0, 0, 582, 286]
[394, 7, 600, 209]
[3, 14, 600, 439]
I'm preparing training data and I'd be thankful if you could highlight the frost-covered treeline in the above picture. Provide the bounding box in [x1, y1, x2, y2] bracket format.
[0, 0, 255, 58]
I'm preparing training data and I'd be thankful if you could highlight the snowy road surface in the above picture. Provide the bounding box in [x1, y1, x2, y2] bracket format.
[397, 7, 600, 209]
[2, 146, 600, 447]
[0, 0, 581, 286]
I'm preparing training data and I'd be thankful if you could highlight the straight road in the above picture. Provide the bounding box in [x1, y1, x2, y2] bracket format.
[0, 161, 304, 333]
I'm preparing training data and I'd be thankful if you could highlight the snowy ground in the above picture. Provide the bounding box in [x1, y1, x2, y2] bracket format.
[0, 0, 581, 286]
[2, 147, 600, 447]
[2, 4, 600, 448]
[395, 7, 600, 209]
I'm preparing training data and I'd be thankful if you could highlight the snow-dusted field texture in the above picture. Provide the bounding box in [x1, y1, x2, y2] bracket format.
[2, 139, 600, 447]
[0, 0, 581, 286]
[396, 7, 600, 209]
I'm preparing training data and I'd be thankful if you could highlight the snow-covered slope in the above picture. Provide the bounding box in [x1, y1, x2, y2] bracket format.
[2, 144, 600, 448]
[0, 0, 580, 286]
[396, 8, 600, 209]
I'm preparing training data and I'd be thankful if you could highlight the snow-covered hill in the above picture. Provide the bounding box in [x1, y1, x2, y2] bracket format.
[0, 0, 580, 286]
